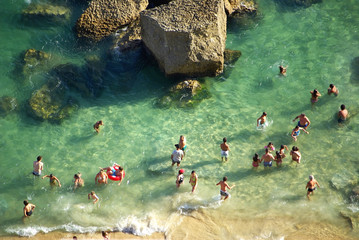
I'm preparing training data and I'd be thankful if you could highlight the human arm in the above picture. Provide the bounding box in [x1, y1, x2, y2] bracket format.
[226, 182, 235, 190]
[41, 175, 49, 179]
[301, 127, 309, 134]
[316, 181, 320, 188]
[118, 172, 123, 186]
[292, 115, 299, 122]
[55, 177, 61, 187]
[93, 195, 99, 204]
[284, 145, 289, 151]
[256, 117, 261, 126]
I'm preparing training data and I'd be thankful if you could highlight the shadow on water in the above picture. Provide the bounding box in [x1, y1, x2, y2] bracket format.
[273, 0, 323, 12]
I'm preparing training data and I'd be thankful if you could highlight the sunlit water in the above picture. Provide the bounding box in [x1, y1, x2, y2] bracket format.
[0, 0, 359, 238]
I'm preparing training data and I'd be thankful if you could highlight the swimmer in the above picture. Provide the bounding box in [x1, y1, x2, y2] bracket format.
[274, 151, 283, 167]
[189, 170, 198, 192]
[216, 176, 235, 201]
[264, 142, 275, 152]
[42, 174, 61, 187]
[74, 172, 84, 190]
[338, 104, 349, 123]
[291, 125, 309, 142]
[257, 112, 267, 127]
[261, 148, 275, 167]
[252, 153, 261, 168]
[101, 164, 124, 185]
[328, 84, 339, 96]
[306, 175, 320, 200]
[171, 144, 184, 167]
[310, 89, 321, 104]
[23, 200, 35, 217]
[279, 144, 289, 158]
[179, 135, 187, 156]
[95, 169, 108, 184]
[176, 169, 185, 188]
[93, 120, 103, 133]
[292, 113, 310, 129]
[220, 137, 230, 161]
[290, 146, 301, 164]
[33, 155, 43, 176]
[88, 191, 99, 204]
[279, 65, 287, 76]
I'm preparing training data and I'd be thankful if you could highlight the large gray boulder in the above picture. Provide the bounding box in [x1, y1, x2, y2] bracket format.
[140, 0, 227, 77]
[76, 0, 148, 41]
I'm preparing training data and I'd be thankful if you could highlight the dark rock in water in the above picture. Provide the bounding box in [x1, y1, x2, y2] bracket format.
[330, 173, 354, 190]
[0, 96, 18, 116]
[274, 0, 322, 8]
[28, 80, 78, 122]
[350, 57, 359, 83]
[22, 3, 70, 21]
[76, 0, 148, 42]
[224, 49, 241, 65]
[113, 18, 143, 53]
[156, 80, 210, 108]
[21, 48, 51, 77]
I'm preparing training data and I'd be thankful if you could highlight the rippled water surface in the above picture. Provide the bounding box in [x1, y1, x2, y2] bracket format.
[0, 0, 359, 238]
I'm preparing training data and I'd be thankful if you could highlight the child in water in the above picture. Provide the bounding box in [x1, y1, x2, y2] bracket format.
[88, 191, 99, 204]
[189, 170, 198, 193]
[274, 151, 283, 167]
[176, 169, 185, 188]
[264, 142, 275, 152]
[252, 153, 261, 168]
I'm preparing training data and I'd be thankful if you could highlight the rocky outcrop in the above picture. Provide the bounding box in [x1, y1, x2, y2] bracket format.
[0, 96, 18, 116]
[156, 80, 210, 108]
[140, 0, 227, 77]
[22, 3, 70, 20]
[225, 0, 257, 15]
[76, 0, 148, 41]
[114, 18, 142, 52]
[21, 49, 51, 77]
[224, 49, 241, 65]
[28, 80, 78, 122]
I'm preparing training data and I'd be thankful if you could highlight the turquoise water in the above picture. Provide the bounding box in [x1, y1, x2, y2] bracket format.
[0, 0, 359, 238]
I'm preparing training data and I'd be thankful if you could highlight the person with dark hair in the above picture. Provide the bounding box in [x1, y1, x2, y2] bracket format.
[171, 144, 184, 167]
[279, 65, 287, 75]
[310, 89, 321, 104]
[74, 172, 84, 190]
[257, 112, 267, 128]
[328, 84, 339, 96]
[264, 142, 275, 152]
[261, 148, 275, 167]
[252, 153, 261, 168]
[102, 231, 109, 240]
[100, 164, 125, 185]
[23, 200, 36, 217]
[290, 146, 301, 164]
[292, 113, 311, 129]
[33, 156, 43, 176]
[274, 151, 283, 167]
[42, 174, 61, 187]
[216, 176, 235, 200]
[93, 120, 104, 133]
[189, 170, 198, 192]
[279, 145, 289, 159]
[95, 169, 108, 184]
[291, 125, 309, 142]
[220, 137, 230, 161]
[88, 191, 99, 204]
[338, 104, 348, 123]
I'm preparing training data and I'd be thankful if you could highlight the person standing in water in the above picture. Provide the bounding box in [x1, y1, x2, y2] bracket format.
[74, 173, 84, 190]
[292, 113, 311, 129]
[310, 89, 321, 104]
[33, 156, 44, 176]
[179, 135, 187, 156]
[176, 169, 185, 188]
[306, 175, 320, 200]
[338, 104, 349, 123]
[42, 174, 61, 187]
[216, 176, 235, 201]
[95, 169, 108, 184]
[291, 125, 309, 142]
[23, 200, 36, 217]
[220, 137, 230, 162]
[257, 112, 267, 128]
[290, 146, 301, 164]
[261, 148, 275, 167]
[252, 153, 261, 168]
[328, 84, 339, 96]
[88, 191, 99, 204]
[279, 65, 287, 76]
[189, 170, 198, 193]
[93, 120, 104, 133]
[279, 145, 289, 159]
[171, 144, 184, 167]
[274, 151, 283, 167]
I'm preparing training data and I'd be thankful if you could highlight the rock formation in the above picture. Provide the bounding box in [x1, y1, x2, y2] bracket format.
[0, 96, 18, 116]
[225, 0, 257, 15]
[140, 0, 227, 77]
[22, 3, 70, 20]
[76, 0, 148, 41]
[21, 49, 51, 77]
[114, 19, 142, 52]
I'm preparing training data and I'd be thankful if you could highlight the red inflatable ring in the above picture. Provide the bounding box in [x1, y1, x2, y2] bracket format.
[107, 165, 125, 181]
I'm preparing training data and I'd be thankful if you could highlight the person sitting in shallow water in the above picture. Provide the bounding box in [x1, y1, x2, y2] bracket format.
[338, 104, 349, 123]
[93, 120, 104, 133]
[328, 84, 339, 96]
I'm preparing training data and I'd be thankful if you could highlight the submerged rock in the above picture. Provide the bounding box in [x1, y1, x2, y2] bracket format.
[224, 49, 242, 65]
[22, 3, 70, 20]
[28, 80, 78, 122]
[76, 0, 148, 41]
[140, 0, 227, 77]
[21, 48, 51, 77]
[330, 172, 358, 190]
[156, 80, 210, 108]
[0, 96, 18, 116]
[340, 211, 359, 230]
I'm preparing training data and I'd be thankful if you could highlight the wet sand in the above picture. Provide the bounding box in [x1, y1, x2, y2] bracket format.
[1, 210, 357, 240]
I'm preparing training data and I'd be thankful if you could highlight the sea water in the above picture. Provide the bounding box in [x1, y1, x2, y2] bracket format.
[0, 0, 359, 238]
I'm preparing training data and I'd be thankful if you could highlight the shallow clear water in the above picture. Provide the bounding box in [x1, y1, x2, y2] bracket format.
[0, 0, 359, 238]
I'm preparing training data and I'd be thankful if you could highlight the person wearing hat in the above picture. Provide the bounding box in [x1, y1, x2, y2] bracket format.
[171, 144, 184, 167]
[306, 175, 320, 200]
[176, 169, 185, 188]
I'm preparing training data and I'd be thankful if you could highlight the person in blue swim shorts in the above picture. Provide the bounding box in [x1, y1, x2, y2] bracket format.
[261, 148, 275, 167]
[292, 113, 311, 129]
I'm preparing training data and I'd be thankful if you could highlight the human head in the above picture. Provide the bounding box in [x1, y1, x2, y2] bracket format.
[263, 112, 267, 116]
[254, 153, 259, 158]
[265, 148, 269, 153]
[329, 84, 334, 88]
[309, 175, 314, 180]
[118, 166, 123, 171]
[74, 174, 80, 179]
[102, 231, 108, 237]
[73, 236, 78, 240]
[191, 170, 195, 174]
[292, 146, 296, 151]
[37, 156, 42, 161]
[99, 120, 103, 124]
[223, 137, 227, 143]
[23, 200, 29, 206]
[180, 135, 184, 140]
[49, 174, 53, 178]
[313, 89, 318, 94]
[179, 169, 184, 174]
[341, 104, 346, 110]
[294, 125, 299, 130]
[223, 176, 228, 181]
[300, 113, 305, 117]
[280, 145, 284, 149]
[90, 191, 95, 195]
[276, 151, 280, 157]
[175, 144, 180, 149]
[268, 142, 273, 146]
